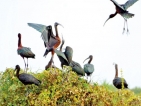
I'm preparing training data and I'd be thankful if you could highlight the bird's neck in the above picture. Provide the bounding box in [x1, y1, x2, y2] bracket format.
[88, 57, 92, 64]
[111, 12, 117, 18]
[18, 37, 22, 47]
[60, 39, 65, 51]
[16, 69, 20, 77]
[115, 64, 118, 78]
[55, 25, 59, 37]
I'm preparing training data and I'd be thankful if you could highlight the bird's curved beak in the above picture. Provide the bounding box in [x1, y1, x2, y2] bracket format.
[83, 57, 89, 63]
[103, 18, 110, 26]
[58, 23, 64, 28]
[55, 22, 64, 28]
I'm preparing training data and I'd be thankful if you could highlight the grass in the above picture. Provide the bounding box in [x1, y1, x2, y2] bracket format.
[0, 66, 141, 105]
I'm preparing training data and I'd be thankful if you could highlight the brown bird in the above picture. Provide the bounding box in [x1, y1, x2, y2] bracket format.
[104, 0, 138, 34]
[28, 22, 63, 67]
[17, 33, 35, 72]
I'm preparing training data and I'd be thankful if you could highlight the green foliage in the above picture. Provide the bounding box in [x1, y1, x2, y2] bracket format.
[131, 87, 141, 95]
[0, 66, 141, 105]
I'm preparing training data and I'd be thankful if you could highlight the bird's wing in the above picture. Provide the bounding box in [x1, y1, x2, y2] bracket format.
[18, 47, 35, 57]
[47, 37, 59, 48]
[41, 29, 49, 46]
[54, 49, 69, 63]
[110, 0, 125, 11]
[70, 61, 85, 76]
[123, 0, 138, 10]
[27, 23, 49, 47]
[84, 64, 94, 74]
[64, 46, 73, 64]
[19, 73, 40, 84]
[120, 12, 134, 19]
[27, 23, 46, 33]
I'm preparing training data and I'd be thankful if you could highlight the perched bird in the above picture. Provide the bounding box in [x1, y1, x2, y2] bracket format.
[14, 65, 41, 86]
[113, 63, 128, 89]
[83, 55, 94, 81]
[28, 22, 63, 67]
[104, 0, 138, 34]
[55, 39, 85, 76]
[17, 33, 35, 72]
[54, 37, 70, 68]
[69, 61, 85, 76]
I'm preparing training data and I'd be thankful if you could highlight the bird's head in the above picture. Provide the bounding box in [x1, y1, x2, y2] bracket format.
[103, 13, 117, 26]
[54, 22, 64, 28]
[18, 33, 21, 38]
[14, 65, 20, 71]
[83, 55, 93, 63]
[46, 25, 52, 30]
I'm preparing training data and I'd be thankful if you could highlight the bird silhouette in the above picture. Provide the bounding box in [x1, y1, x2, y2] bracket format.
[28, 22, 63, 67]
[14, 65, 41, 86]
[104, 0, 138, 34]
[17, 33, 35, 72]
[113, 63, 128, 89]
[83, 55, 94, 82]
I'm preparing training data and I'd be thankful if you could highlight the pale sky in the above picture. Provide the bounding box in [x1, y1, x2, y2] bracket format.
[0, 0, 141, 88]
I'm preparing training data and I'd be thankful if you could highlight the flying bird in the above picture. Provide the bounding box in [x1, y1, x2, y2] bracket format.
[17, 33, 35, 72]
[113, 63, 128, 89]
[104, 0, 138, 34]
[83, 55, 94, 82]
[14, 65, 41, 86]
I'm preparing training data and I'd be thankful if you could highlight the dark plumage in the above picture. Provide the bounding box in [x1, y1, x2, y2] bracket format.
[104, 0, 138, 34]
[83, 55, 94, 81]
[54, 37, 69, 68]
[113, 64, 128, 89]
[70, 61, 85, 76]
[14, 65, 41, 86]
[17, 33, 35, 72]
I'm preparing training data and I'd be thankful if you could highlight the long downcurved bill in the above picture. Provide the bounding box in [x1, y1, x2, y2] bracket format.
[83, 57, 89, 63]
[55, 22, 64, 28]
[58, 23, 64, 28]
[103, 18, 110, 26]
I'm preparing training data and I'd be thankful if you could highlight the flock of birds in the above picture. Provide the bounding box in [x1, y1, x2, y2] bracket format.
[14, 0, 139, 89]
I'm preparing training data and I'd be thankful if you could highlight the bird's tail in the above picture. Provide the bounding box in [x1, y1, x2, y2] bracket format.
[121, 12, 134, 19]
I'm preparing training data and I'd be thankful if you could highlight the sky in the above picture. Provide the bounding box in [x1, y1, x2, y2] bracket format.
[0, 0, 141, 88]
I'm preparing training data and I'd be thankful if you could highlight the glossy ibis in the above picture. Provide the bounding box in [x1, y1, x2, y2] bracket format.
[104, 0, 138, 34]
[54, 37, 69, 68]
[54, 39, 84, 76]
[17, 33, 35, 72]
[113, 63, 128, 89]
[14, 65, 41, 86]
[28, 22, 63, 67]
[69, 61, 85, 76]
[83, 55, 94, 82]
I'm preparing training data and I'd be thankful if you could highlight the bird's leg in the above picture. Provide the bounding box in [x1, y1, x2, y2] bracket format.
[23, 57, 26, 72]
[89, 74, 92, 83]
[26, 58, 29, 73]
[122, 19, 126, 34]
[125, 19, 130, 35]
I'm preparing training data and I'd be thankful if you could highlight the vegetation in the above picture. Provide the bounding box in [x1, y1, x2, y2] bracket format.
[0, 66, 141, 106]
